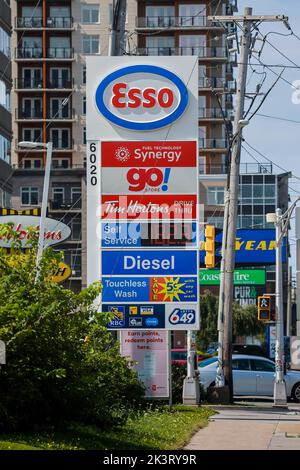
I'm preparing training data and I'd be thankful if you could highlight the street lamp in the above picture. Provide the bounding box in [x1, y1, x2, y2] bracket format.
[18, 141, 53, 282]
[267, 196, 300, 407]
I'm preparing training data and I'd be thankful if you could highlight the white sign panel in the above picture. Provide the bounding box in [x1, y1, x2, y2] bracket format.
[290, 336, 300, 370]
[101, 167, 197, 194]
[0, 215, 71, 248]
[121, 330, 169, 398]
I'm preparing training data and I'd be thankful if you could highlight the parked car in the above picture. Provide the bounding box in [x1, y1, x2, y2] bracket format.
[199, 354, 300, 402]
[232, 344, 268, 357]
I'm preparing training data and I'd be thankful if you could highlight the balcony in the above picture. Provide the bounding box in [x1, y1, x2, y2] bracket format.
[240, 163, 273, 174]
[16, 108, 75, 121]
[15, 78, 74, 90]
[198, 108, 229, 120]
[15, 17, 73, 29]
[199, 138, 228, 151]
[50, 198, 82, 211]
[15, 47, 74, 60]
[137, 47, 228, 58]
[199, 164, 228, 176]
[136, 16, 223, 29]
[199, 77, 226, 89]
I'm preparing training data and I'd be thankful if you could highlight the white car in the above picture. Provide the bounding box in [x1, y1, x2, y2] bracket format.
[199, 354, 300, 402]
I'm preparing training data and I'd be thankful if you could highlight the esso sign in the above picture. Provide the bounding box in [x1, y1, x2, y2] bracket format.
[95, 65, 189, 131]
[127, 168, 170, 192]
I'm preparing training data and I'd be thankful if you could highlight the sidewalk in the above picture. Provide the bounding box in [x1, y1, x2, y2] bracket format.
[185, 403, 300, 450]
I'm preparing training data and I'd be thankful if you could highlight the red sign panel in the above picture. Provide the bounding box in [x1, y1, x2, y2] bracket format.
[101, 195, 197, 220]
[101, 141, 197, 167]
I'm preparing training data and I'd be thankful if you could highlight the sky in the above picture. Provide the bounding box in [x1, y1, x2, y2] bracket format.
[236, 0, 300, 271]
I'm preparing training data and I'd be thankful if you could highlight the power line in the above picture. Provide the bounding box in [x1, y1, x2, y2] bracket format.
[256, 113, 300, 124]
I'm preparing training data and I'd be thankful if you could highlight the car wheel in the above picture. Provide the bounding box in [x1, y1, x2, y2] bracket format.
[291, 382, 300, 403]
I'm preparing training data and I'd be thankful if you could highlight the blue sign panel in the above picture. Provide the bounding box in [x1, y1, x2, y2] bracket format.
[199, 229, 287, 265]
[101, 222, 197, 248]
[102, 250, 198, 276]
[102, 276, 198, 302]
[103, 304, 166, 329]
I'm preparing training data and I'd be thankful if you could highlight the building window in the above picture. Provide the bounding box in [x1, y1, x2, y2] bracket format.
[71, 187, 81, 207]
[0, 80, 10, 110]
[50, 128, 70, 149]
[145, 6, 175, 27]
[83, 127, 86, 145]
[82, 65, 86, 84]
[71, 217, 81, 240]
[82, 35, 99, 54]
[23, 128, 42, 143]
[82, 96, 86, 115]
[0, 27, 10, 57]
[23, 159, 41, 169]
[0, 189, 11, 208]
[81, 4, 100, 24]
[207, 186, 224, 205]
[53, 187, 65, 205]
[179, 4, 206, 26]
[0, 133, 11, 164]
[21, 187, 39, 206]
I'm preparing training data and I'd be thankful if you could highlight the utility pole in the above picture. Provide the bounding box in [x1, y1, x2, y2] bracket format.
[109, 0, 127, 56]
[274, 208, 287, 406]
[287, 265, 292, 336]
[208, 8, 288, 402]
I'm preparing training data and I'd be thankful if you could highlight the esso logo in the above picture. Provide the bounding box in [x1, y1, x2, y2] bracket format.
[95, 65, 188, 131]
[127, 168, 171, 192]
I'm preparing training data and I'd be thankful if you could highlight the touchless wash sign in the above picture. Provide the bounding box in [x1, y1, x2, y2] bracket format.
[86, 56, 199, 331]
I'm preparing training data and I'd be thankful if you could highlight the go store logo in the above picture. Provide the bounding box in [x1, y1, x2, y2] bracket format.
[95, 65, 189, 131]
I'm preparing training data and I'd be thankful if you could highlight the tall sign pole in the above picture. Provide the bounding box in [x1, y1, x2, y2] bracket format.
[208, 8, 288, 402]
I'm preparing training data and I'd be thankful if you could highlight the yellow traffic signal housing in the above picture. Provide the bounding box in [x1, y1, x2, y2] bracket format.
[204, 225, 215, 268]
[258, 295, 271, 321]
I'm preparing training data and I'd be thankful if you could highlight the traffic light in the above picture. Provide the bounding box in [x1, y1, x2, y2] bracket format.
[258, 295, 271, 321]
[204, 225, 215, 268]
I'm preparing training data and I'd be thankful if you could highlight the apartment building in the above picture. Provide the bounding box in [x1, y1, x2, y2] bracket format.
[10, 0, 136, 291]
[0, 0, 12, 208]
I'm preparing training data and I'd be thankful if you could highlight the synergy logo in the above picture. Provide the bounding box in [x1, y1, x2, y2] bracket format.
[127, 168, 171, 192]
[115, 146, 131, 163]
[95, 65, 189, 130]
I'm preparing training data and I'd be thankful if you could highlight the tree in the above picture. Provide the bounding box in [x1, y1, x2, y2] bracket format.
[0, 228, 144, 430]
[196, 290, 265, 351]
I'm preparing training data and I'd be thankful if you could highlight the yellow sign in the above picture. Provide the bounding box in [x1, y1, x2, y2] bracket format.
[51, 262, 72, 284]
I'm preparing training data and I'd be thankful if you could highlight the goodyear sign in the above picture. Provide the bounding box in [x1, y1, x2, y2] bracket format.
[200, 229, 286, 266]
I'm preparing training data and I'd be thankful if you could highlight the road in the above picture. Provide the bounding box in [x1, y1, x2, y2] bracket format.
[185, 402, 300, 450]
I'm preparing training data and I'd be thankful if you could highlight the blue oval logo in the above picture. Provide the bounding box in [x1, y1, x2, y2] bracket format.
[145, 317, 159, 327]
[95, 65, 189, 131]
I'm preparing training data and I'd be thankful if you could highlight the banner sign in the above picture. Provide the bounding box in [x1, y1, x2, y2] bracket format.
[102, 276, 197, 302]
[102, 167, 197, 194]
[101, 195, 197, 220]
[200, 269, 266, 286]
[233, 285, 265, 307]
[87, 57, 199, 330]
[101, 222, 197, 248]
[121, 330, 169, 398]
[104, 304, 197, 330]
[102, 250, 198, 276]
[290, 336, 300, 370]
[0, 215, 71, 248]
[199, 229, 287, 265]
[101, 141, 197, 167]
